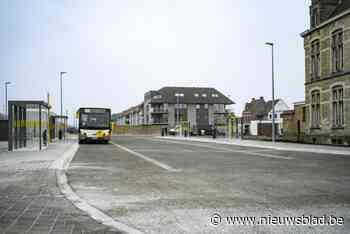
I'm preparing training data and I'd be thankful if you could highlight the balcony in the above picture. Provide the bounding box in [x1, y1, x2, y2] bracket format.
[151, 117, 168, 125]
[151, 108, 168, 114]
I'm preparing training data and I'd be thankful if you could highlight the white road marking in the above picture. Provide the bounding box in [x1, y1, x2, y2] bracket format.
[127, 149, 197, 153]
[151, 139, 294, 160]
[111, 142, 181, 172]
[55, 143, 144, 234]
[127, 149, 230, 153]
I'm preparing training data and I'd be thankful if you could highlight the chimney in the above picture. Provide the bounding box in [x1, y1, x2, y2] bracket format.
[260, 96, 264, 100]
[252, 98, 255, 101]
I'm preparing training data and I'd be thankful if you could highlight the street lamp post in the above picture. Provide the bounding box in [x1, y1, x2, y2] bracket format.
[5, 81, 11, 119]
[176, 95, 179, 125]
[265, 42, 276, 143]
[60, 72, 67, 117]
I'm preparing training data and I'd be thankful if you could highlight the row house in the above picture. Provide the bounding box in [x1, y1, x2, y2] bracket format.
[242, 97, 290, 136]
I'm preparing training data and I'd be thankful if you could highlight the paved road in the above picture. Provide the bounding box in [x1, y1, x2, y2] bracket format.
[68, 136, 350, 233]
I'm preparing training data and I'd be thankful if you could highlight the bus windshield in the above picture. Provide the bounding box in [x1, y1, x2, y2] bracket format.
[80, 113, 110, 128]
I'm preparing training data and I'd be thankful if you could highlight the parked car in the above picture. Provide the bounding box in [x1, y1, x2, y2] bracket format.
[67, 127, 79, 134]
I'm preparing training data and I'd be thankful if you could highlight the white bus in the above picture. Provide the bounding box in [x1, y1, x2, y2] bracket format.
[77, 107, 111, 144]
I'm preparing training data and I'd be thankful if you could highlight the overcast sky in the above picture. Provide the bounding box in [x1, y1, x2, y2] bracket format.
[0, 0, 311, 120]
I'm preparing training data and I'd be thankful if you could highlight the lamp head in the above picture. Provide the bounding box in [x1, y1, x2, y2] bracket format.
[265, 42, 274, 46]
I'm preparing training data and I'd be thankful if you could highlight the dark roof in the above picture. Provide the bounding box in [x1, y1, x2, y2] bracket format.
[149, 87, 234, 105]
[243, 98, 280, 118]
[264, 99, 280, 114]
[301, 1, 350, 37]
[243, 98, 266, 117]
[329, 1, 350, 18]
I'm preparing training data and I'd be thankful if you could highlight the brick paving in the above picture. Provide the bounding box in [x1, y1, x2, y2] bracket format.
[0, 143, 122, 234]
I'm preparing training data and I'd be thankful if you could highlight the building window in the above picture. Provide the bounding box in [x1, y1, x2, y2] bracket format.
[194, 93, 199, 97]
[332, 86, 344, 127]
[196, 104, 200, 109]
[311, 40, 320, 80]
[302, 106, 306, 122]
[202, 93, 207, 97]
[332, 29, 344, 73]
[311, 90, 321, 128]
[211, 94, 219, 97]
[204, 104, 208, 109]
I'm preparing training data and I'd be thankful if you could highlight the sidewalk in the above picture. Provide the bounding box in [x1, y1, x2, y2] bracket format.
[159, 136, 350, 155]
[0, 141, 7, 153]
[0, 140, 120, 234]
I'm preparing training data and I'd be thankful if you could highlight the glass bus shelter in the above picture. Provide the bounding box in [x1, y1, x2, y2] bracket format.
[8, 100, 50, 151]
[49, 115, 68, 142]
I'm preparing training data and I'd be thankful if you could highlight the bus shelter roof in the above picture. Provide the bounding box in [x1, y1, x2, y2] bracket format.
[8, 100, 50, 109]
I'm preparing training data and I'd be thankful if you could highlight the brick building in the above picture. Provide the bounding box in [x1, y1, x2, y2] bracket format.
[242, 97, 290, 136]
[299, 0, 350, 145]
[281, 102, 307, 142]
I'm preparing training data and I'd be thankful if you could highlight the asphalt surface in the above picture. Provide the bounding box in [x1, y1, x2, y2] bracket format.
[68, 136, 350, 233]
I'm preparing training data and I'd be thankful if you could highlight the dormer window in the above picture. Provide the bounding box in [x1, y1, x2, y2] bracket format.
[202, 93, 207, 97]
[153, 95, 162, 99]
[175, 93, 184, 97]
[194, 93, 199, 97]
[311, 8, 319, 28]
[211, 94, 219, 98]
